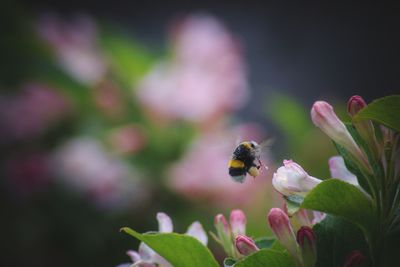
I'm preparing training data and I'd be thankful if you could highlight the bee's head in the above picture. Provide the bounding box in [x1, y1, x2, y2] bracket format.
[241, 141, 261, 156]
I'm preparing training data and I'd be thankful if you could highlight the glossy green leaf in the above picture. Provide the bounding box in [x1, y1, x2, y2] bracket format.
[254, 237, 276, 249]
[234, 249, 296, 267]
[301, 179, 376, 234]
[121, 227, 219, 267]
[353, 95, 400, 132]
[313, 215, 370, 267]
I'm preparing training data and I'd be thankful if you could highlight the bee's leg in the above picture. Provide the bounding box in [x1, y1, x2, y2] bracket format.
[257, 158, 268, 171]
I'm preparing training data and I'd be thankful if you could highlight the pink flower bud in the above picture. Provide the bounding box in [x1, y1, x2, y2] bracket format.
[214, 213, 235, 257]
[267, 208, 298, 259]
[348, 96, 379, 159]
[272, 160, 321, 197]
[214, 214, 230, 235]
[235, 235, 259, 256]
[297, 226, 317, 267]
[230, 209, 247, 237]
[347, 95, 367, 117]
[311, 101, 370, 171]
[296, 226, 315, 247]
[342, 250, 366, 267]
[329, 156, 358, 185]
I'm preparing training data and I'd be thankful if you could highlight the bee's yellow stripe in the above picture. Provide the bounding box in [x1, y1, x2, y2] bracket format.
[241, 142, 251, 149]
[228, 159, 245, 168]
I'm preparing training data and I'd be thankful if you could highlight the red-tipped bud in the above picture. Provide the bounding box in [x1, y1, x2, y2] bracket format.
[297, 226, 317, 267]
[347, 95, 367, 117]
[348, 96, 379, 160]
[235, 235, 259, 256]
[213, 213, 234, 257]
[230, 209, 247, 237]
[342, 250, 366, 267]
[267, 208, 298, 259]
[296, 226, 315, 247]
[214, 214, 230, 235]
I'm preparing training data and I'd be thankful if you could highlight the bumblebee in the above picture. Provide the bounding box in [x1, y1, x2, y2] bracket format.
[228, 141, 263, 183]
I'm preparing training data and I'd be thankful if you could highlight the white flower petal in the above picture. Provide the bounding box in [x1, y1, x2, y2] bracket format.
[127, 250, 141, 262]
[272, 160, 321, 197]
[186, 221, 208, 245]
[156, 212, 173, 233]
[329, 156, 359, 186]
[138, 243, 156, 261]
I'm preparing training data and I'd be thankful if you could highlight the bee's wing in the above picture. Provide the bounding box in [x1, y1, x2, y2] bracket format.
[259, 138, 275, 150]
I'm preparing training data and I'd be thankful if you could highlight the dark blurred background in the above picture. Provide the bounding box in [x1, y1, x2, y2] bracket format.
[0, 1, 399, 266]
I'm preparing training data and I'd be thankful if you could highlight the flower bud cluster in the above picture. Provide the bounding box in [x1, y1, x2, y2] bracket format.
[213, 209, 258, 258]
[268, 208, 317, 267]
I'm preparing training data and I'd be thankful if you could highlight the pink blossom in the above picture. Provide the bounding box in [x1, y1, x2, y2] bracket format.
[37, 14, 106, 85]
[168, 123, 268, 206]
[53, 137, 148, 210]
[137, 14, 248, 123]
[272, 160, 321, 197]
[108, 124, 147, 155]
[0, 82, 69, 142]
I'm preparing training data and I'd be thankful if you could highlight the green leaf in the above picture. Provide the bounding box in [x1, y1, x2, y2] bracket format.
[284, 195, 304, 215]
[99, 31, 157, 87]
[254, 237, 276, 249]
[301, 179, 376, 235]
[223, 258, 237, 267]
[121, 227, 219, 267]
[353, 95, 400, 132]
[234, 249, 296, 267]
[313, 215, 370, 267]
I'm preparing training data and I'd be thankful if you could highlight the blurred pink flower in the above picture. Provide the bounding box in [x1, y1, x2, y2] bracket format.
[53, 137, 148, 210]
[137, 14, 248, 123]
[168, 123, 268, 206]
[37, 13, 106, 85]
[5, 152, 51, 195]
[93, 80, 126, 118]
[0, 82, 69, 142]
[108, 124, 147, 155]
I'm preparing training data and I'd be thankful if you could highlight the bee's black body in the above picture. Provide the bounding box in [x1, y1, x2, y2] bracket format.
[228, 141, 260, 183]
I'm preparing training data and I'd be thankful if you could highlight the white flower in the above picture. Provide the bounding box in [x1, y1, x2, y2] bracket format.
[328, 156, 358, 186]
[272, 160, 321, 197]
[120, 212, 208, 267]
